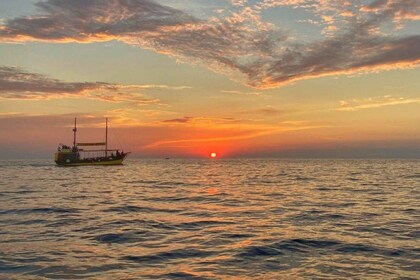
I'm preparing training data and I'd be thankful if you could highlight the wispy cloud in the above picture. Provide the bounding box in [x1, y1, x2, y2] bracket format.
[239, 105, 285, 115]
[0, 66, 188, 104]
[0, 0, 418, 88]
[144, 122, 327, 148]
[162, 116, 194, 124]
[337, 95, 420, 111]
[221, 90, 262, 96]
[160, 116, 242, 126]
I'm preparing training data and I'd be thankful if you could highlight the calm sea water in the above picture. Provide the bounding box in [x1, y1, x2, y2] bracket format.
[0, 159, 419, 279]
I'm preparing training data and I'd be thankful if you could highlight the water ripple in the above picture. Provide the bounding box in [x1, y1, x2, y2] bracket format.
[0, 159, 418, 279]
[122, 248, 215, 263]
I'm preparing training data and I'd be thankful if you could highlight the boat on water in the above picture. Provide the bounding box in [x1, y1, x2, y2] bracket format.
[55, 118, 129, 166]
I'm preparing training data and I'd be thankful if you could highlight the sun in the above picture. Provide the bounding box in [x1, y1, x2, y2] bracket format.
[210, 152, 217, 158]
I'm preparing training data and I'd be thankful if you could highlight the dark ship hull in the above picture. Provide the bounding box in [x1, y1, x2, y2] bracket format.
[55, 151, 129, 166]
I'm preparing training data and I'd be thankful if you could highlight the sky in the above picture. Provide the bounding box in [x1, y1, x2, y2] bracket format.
[0, 0, 419, 158]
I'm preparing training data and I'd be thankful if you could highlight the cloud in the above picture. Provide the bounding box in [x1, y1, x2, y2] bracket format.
[0, 66, 99, 95]
[221, 90, 262, 96]
[0, 66, 188, 104]
[160, 116, 242, 126]
[360, 0, 420, 21]
[162, 116, 194, 124]
[0, 0, 419, 88]
[337, 95, 420, 111]
[239, 105, 285, 115]
[0, 0, 196, 42]
[231, 0, 248, 7]
[144, 122, 327, 148]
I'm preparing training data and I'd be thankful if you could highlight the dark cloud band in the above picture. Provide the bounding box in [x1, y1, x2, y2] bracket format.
[0, 66, 160, 104]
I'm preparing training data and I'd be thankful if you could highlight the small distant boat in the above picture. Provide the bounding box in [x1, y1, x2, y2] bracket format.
[54, 118, 129, 166]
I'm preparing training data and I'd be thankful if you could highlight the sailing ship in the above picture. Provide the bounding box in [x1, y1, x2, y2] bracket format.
[55, 118, 129, 166]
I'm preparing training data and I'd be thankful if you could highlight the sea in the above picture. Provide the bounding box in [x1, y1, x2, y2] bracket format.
[0, 159, 419, 279]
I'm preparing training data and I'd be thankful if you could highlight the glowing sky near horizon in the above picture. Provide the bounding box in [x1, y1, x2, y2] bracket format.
[0, 0, 419, 158]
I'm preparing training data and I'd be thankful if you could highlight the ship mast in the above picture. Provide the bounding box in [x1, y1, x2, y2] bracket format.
[73, 117, 77, 148]
[105, 117, 108, 157]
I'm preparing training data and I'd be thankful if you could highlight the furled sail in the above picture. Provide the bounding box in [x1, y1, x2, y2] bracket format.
[77, 142, 106, 146]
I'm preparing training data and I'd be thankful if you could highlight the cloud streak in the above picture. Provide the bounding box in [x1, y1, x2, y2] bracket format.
[0, 66, 189, 104]
[160, 116, 242, 126]
[144, 123, 327, 148]
[221, 90, 262, 96]
[337, 95, 420, 111]
[0, 0, 419, 88]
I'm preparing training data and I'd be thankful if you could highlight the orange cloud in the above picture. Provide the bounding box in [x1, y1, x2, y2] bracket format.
[0, 0, 419, 89]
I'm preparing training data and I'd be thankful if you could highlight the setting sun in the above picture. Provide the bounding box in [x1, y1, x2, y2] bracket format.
[210, 152, 217, 158]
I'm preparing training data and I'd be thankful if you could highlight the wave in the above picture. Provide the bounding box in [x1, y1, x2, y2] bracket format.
[95, 233, 136, 244]
[122, 248, 214, 263]
[235, 238, 412, 259]
[404, 174, 420, 179]
[105, 205, 182, 214]
[174, 220, 234, 230]
[0, 207, 80, 215]
[155, 272, 208, 280]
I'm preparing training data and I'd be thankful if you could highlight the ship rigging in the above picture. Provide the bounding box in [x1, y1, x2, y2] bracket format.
[55, 118, 129, 166]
